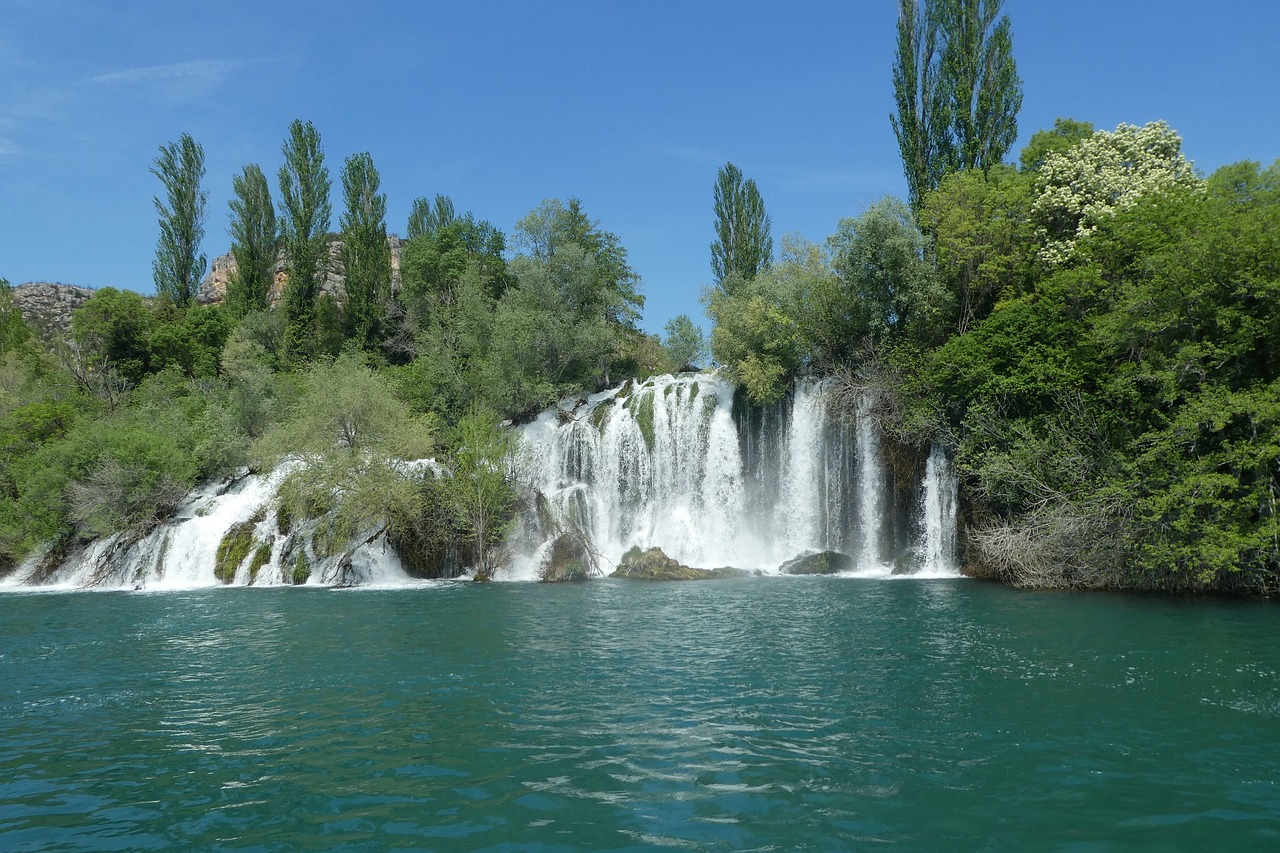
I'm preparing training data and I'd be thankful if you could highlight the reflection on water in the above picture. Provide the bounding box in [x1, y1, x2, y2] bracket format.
[2, 581, 1279, 850]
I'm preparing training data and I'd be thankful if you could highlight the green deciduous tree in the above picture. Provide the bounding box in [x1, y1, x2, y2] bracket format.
[151, 133, 207, 307]
[338, 151, 392, 349]
[277, 119, 332, 361]
[829, 197, 947, 343]
[711, 162, 772, 287]
[1031, 120, 1201, 267]
[662, 314, 708, 371]
[447, 407, 516, 582]
[226, 163, 278, 319]
[406, 194, 456, 240]
[891, 0, 1023, 210]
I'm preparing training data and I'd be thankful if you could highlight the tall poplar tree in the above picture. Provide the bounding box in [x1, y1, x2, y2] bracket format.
[151, 133, 207, 307]
[891, 0, 1023, 210]
[339, 151, 391, 349]
[711, 162, 772, 289]
[226, 163, 278, 318]
[277, 119, 331, 361]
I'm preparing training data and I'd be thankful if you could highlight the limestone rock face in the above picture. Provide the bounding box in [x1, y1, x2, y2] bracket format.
[778, 550, 853, 575]
[12, 282, 96, 340]
[198, 235, 404, 307]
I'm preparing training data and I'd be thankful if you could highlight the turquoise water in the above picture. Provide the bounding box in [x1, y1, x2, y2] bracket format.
[1, 578, 1278, 851]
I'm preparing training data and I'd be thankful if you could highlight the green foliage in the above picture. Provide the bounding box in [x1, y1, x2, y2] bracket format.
[151, 133, 207, 307]
[662, 314, 708, 370]
[277, 119, 332, 362]
[406, 194, 456, 240]
[920, 165, 1035, 335]
[1018, 118, 1094, 173]
[892, 0, 1023, 209]
[446, 408, 517, 581]
[829, 197, 946, 344]
[257, 353, 438, 560]
[226, 163, 278, 318]
[711, 162, 772, 285]
[338, 151, 391, 350]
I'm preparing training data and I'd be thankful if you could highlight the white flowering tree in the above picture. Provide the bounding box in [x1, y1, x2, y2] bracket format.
[1031, 120, 1201, 266]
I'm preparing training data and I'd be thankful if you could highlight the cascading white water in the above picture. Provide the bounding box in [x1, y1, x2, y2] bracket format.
[511, 372, 962, 578]
[3, 373, 962, 589]
[919, 443, 958, 576]
[855, 393, 886, 569]
[2, 461, 423, 591]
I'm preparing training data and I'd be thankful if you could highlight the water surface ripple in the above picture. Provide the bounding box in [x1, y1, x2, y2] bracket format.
[1, 579, 1278, 850]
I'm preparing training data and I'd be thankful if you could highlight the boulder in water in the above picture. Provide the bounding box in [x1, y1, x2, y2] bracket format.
[612, 546, 734, 580]
[779, 550, 853, 575]
[540, 533, 595, 583]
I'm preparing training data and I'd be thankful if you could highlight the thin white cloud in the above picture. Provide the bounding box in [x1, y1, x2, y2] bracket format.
[78, 58, 254, 87]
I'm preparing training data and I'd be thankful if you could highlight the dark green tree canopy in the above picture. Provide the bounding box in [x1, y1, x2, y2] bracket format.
[711, 162, 773, 287]
[151, 133, 207, 307]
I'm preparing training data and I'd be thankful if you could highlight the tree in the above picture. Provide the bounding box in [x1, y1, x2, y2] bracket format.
[891, 0, 1023, 210]
[1019, 118, 1094, 173]
[829, 197, 945, 343]
[226, 163, 278, 319]
[1031, 120, 1201, 266]
[448, 407, 516, 581]
[151, 133, 207, 307]
[662, 315, 708, 370]
[339, 152, 391, 349]
[407, 194, 456, 240]
[711, 162, 772, 287]
[920, 164, 1035, 334]
[277, 119, 332, 361]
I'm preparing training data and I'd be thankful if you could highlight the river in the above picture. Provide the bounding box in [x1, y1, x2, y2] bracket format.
[2, 578, 1277, 850]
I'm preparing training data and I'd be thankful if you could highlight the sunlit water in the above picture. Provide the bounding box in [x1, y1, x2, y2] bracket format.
[2, 579, 1278, 850]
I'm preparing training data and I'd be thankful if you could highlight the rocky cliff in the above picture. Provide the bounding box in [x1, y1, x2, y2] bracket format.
[12, 282, 96, 340]
[198, 235, 404, 307]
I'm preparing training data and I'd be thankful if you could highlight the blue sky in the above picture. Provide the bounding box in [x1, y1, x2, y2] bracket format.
[2, 0, 1278, 336]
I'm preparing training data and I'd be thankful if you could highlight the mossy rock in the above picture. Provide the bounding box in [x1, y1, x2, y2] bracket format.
[541, 533, 595, 583]
[779, 550, 854, 575]
[290, 552, 311, 585]
[248, 540, 273, 583]
[590, 396, 615, 431]
[214, 521, 257, 584]
[634, 391, 656, 450]
[612, 546, 735, 580]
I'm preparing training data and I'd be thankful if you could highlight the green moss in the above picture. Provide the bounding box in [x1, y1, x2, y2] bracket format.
[635, 391, 655, 451]
[248, 540, 273, 583]
[689, 382, 699, 404]
[214, 521, 256, 584]
[590, 397, 615, 432]
[290, 551, 311, 585]
[663, 383, 673, 398]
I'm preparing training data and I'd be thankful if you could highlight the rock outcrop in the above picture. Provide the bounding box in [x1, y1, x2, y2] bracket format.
[611, 546, 751, 580]
[11, 282, 96, 340]
[778, 550, 853, 575]
[198, 235, 404, 307]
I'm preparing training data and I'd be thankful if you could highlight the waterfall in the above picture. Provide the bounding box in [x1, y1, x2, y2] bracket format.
[512, 372, 961, 578]
[4, 373, 962, 589]
[1, 461, 421, 591]
[919, 443, 958, 576]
